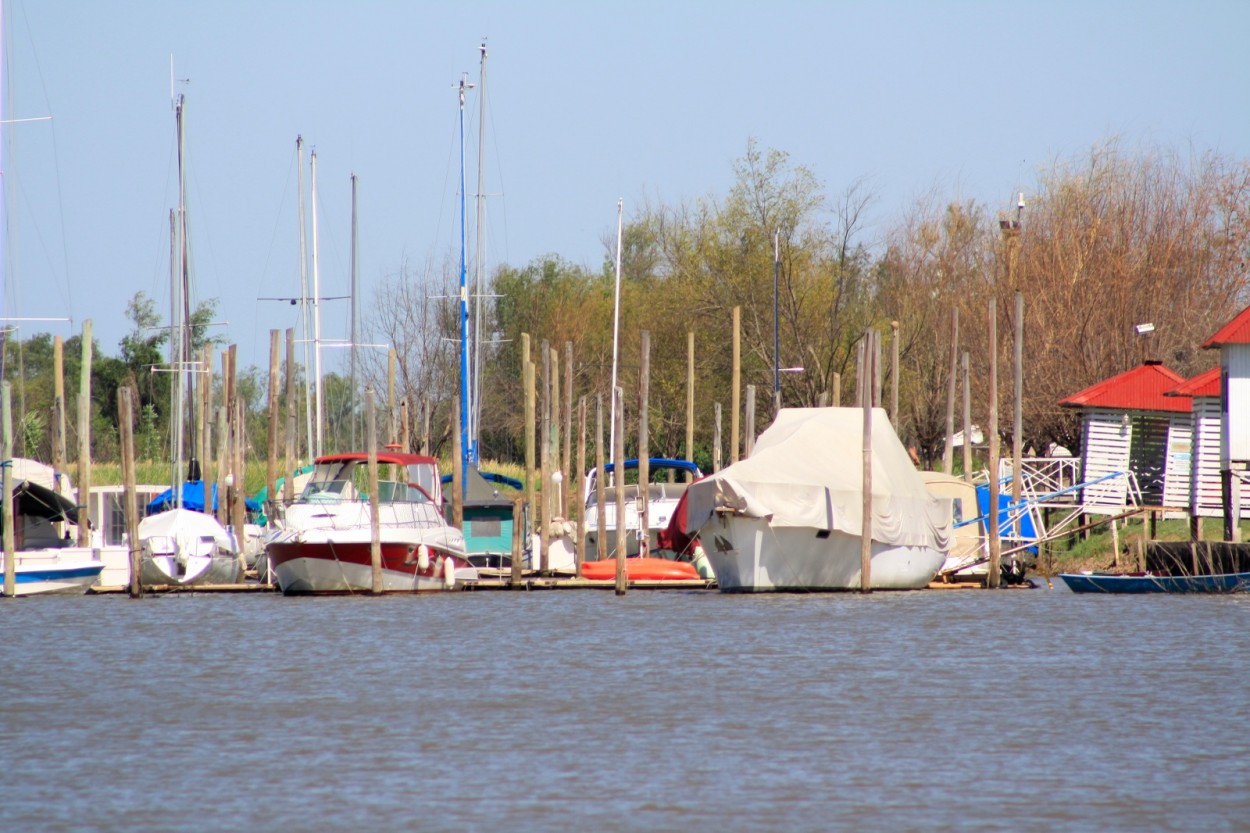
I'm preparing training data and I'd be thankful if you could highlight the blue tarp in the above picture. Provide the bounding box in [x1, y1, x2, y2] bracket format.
[146, 481, 261, 515]
[975, 483, 1038, 551]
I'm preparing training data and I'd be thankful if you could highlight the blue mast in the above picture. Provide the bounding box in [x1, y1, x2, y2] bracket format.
[457, 74, 474, 492]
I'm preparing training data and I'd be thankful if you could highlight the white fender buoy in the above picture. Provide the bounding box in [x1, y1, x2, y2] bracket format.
[443, 555, 455, 588]
[417, 544, 430, 571]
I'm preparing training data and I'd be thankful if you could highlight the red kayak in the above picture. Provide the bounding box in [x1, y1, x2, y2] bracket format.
[580, 557, 700, 581]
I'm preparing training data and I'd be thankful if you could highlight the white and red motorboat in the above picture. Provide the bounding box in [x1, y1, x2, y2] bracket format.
[265, 452, 476, 594]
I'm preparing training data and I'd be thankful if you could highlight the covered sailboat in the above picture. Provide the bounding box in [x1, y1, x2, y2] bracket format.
[681, 408, 950, 591]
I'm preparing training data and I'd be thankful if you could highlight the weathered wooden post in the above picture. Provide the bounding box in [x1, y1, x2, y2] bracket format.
[564, 342, 574, 526]
[549, 344, 560, 520]
[961, 351, 972, 483]
[215, 405, 228, 527]
[638, 331, 650, 556]
[943, 307, 959, 474]
[539, 341, 551, 569]
[284, 328, 296, 505]
[450, 397, 464, 529]
[614, 386, 627, 596]
[367, 386, 382, 594]
[744, 385, 756, 458]
[987, 298, 1002, 588]
[52, 336, 66, 487]
[686, 331, 695, 479]
[595, 393, 607, 562]
[267, 329, 281, 520]
[1012, 292, 1024, 541]
[3, 382, 15, 597]
[860, 330, 875, 594]
[731, 306, 741, 464]
[523, 338, 536, 567]
[713, 403, 723, 473]
[831, 371, 841, 408]
[387, 349, 398, 446]
[510, 497, 524, 587]
[118, 387, 142, 598]
[201, 344, 214, 488]
[890, 320, 900, 427]
[76, 320, 93, 548]
[577, 395, 588, 575]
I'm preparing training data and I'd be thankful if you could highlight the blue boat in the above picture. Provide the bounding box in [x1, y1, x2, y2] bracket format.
[1059, 571, 1250, 594]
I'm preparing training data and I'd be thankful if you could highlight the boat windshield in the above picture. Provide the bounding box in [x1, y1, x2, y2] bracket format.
[299, 460, 433, 505]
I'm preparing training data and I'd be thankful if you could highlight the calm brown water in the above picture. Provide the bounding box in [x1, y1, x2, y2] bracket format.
[2, 587, 1248, 832]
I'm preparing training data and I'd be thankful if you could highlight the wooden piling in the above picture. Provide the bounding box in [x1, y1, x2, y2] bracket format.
[731, 306, 741, 464]
[987, 298, 1001, 588]
[540, 341, 551, 569]
[267, 329, 280, 519]
[961, 352, 972, 483]
[215, 405, 228, 527]
[387, 349, 398, 446]
[510, 498, 524, 587]
[564, 342, 574, 526]
[367, 387, 382, 594]
[201, 344, 214, 488]
[890, 320, 899, 427]
[832, 371, 841, 408]
[595, 393, 607, 561]
[744, 385, 756, 458]
[943, 308, 958, 475]
[613, 386, 627, 595]
[576, 395, 588, 575]
[76, 320, 93, 548]
[52, 336, 66, 487]
[686, 330, 695, 479]
[713, 403, 723, 473]
[639, 331, 651, 556]
[284, 328, 296, 505]
[1012, 292, 1023, 540]
[118, 387, 142, 598]
[549, 344, 560, 520]
[3, 382, 15, 597]
[523, 340, 536, 565]
[860, 331, 874, 593]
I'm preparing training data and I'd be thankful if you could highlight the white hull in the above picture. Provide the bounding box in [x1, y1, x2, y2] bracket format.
[139, 553, 242, 587]
[702, 515, 944, 592]
[274, 555, 456, 594]
[7, 549, 105, 596]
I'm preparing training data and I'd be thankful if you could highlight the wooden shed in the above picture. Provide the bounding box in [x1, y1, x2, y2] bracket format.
[1200, 304, 1250, 527]
[1165, 368, 1223, 518]
[1058, 361, 1191, 514]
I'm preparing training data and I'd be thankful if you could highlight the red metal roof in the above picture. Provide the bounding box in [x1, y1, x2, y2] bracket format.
[1166, 367, 1221, 398]
[1058, 361, 1191, 413]
[1202, 305, 1250, 348]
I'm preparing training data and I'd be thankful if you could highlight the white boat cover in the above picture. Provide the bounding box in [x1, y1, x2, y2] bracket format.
[683, 407, 951, 552]
[139, 508, 237, 556]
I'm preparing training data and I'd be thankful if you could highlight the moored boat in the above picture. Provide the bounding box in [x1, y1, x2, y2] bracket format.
[579, 556, 700, 582]
[1059, 570, 1250, 594]
[266, 452, 475, 594]
[138, 507, 243, 587]
[5, 479, 104, 596]
[681, 408, 950, 592]
[582, 458, 703, 559]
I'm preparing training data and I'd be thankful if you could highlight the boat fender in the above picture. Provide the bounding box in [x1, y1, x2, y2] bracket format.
[417, 544, 430, 572]
[442, 555, 455, 588]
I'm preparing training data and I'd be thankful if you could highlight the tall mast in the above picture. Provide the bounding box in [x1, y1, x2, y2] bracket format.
[173, 94, 189, 502]
[349, 172, 359, 449]
[296, 136, 313, 462]
[609, 197, 623, 464]
[168, 208, 180, 505]
[310, 148, 324, 457]
[457, 72, 474, 487]
[471, 42, 487, 467]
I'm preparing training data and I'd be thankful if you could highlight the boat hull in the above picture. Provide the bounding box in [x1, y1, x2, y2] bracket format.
[9, 554, 104, 596]
[267, 539, 474, 594]
[702, 515, 944, 592]
[139, 554, 242, 587]
[1059, 571, 1250, 594]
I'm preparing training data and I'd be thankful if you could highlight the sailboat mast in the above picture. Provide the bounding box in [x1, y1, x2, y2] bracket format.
[350, 172, 359, 450]
[310, 149, 324, 458]
[609, 197, 623, 464]
[173, 94, 190, 503]
[457, 73, 474, 486]
[471, 42, 488, 467]
[169, 208, 180, 506]
[296, 136, 313, 462]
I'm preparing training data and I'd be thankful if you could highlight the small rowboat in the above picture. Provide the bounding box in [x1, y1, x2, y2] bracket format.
[580, 557, 700, 582]
[1059, 570, 1250, 594]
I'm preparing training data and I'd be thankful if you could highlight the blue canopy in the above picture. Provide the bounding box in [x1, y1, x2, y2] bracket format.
[146, 481, 261, 515]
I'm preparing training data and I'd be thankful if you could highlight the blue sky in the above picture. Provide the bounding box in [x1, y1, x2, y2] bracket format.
[4, 0, 1248, 373]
